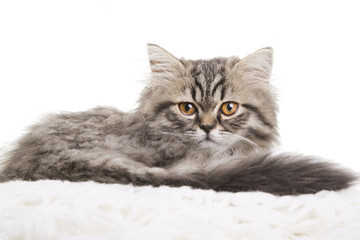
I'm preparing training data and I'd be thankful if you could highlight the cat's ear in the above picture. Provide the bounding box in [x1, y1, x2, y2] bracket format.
[147, 44, 185, 80]
[232, 47, 273, 82]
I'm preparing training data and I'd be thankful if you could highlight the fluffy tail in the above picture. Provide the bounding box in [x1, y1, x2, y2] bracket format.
[159, 152, 358, 196]
[0, 150, 357, 196]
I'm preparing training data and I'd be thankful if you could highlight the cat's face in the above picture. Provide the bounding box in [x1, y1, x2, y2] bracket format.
[140, 44, 279, 154]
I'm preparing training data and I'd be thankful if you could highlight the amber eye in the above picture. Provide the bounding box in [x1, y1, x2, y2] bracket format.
[178, 102, 197, 116]
[220, 102, 239, 116]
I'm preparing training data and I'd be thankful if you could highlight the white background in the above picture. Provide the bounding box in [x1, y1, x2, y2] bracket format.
[1, 0, 359, 171]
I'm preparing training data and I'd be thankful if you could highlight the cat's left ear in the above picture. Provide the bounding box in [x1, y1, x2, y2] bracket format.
[147, 44, 185, 80]
[232, 47, 273, 82]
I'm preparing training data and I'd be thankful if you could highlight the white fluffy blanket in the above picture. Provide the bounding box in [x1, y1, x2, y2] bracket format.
[0, 181, 360, 240]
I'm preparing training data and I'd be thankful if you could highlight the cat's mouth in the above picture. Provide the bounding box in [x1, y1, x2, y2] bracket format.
[199, 134, 217, 144]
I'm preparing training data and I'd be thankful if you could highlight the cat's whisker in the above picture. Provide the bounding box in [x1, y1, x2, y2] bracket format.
[184, 131, 199, 138]
[234, 135, 260, 152]
[160, 132, 182, 137]
[225, 134, 259, 153]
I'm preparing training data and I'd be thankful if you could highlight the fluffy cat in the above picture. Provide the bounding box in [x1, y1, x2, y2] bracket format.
[0, 44, 357, 195]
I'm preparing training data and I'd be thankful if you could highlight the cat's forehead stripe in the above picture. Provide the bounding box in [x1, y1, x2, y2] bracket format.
[211, 76, 225, 97]
[190, 59, 227, 103]
[220, 87, 226, 100]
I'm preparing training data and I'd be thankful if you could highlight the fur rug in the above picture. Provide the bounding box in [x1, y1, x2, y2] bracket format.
[0, 181, 359, 240]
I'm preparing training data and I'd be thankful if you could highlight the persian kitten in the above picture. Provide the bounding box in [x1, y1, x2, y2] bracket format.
[0, 44, 356, 195]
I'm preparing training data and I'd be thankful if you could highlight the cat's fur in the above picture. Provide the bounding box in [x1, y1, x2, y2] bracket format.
[0, 44, 357, 195]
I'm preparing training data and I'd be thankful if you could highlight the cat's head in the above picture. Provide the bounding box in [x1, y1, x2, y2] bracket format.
[139, 44, 279, 154]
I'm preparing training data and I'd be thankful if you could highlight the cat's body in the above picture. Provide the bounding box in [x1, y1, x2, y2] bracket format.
[0, 44, 356, 195]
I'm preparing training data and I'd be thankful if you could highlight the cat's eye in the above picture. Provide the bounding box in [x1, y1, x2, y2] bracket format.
[178, 102, 197, 116]
[220, 102, 239, 116]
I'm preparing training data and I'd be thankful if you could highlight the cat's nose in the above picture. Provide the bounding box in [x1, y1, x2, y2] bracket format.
[199, 124, 216, 134]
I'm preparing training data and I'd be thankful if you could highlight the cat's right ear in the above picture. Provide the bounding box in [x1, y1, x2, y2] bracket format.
[147, 44, 185, 81]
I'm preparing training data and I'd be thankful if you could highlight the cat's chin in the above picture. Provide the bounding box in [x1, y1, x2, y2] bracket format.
[198, 138, 219, 149]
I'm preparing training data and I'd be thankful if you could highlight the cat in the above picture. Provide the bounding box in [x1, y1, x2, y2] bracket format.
[0, 44, 357, 195]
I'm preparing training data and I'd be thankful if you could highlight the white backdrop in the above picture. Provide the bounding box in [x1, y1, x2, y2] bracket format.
[1, 0, 359, 171]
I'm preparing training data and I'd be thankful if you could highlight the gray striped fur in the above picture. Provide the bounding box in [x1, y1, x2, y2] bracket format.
[0, 44, 357, 195]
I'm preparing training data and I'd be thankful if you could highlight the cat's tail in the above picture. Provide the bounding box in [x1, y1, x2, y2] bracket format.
[159, 152, 358, 196]
[1, 149, 357, 196]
